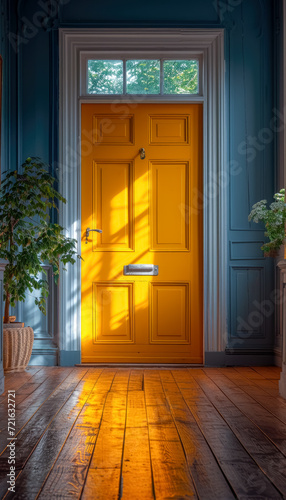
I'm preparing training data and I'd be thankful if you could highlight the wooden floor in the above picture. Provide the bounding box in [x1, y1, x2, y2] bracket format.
[0, 366, 285, 499]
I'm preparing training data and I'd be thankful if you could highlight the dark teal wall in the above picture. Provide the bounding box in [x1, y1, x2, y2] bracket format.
[60, 0, 220, 24]
[1, 0, 280, 359]
[226, 1, 276, 351]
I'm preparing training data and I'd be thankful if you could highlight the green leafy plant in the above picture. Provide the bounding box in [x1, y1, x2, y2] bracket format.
[0, 157, 80, 323]
[248, 188, 286, 256]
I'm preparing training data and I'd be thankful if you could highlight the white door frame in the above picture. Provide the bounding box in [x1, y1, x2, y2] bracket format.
[59, 28, 227, 363]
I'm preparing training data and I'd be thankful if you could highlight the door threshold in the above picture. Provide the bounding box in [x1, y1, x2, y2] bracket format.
[76, 363, 204, 368]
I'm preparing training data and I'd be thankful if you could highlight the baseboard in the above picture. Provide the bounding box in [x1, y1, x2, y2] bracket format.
[29, 352, 58, 366]
[205, 349, 275, 367]
[26, 348, 278, 368]
[29, 343, 58, 367]
[76, 363, 204, 368]
[204, 352, 226, 366]
[60, 350, 81, 366]
[279, 364, 286, 399]
[274, 347, 282, 367]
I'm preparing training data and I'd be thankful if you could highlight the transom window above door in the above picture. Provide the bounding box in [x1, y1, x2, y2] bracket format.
[86, 59, 199, 95]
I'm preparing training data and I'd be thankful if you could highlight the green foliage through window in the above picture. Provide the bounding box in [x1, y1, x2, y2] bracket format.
[88, 60, 123, 94]
[126, 60, 160, 94]
[87, 59, 199, 95]
[163, 60, 199, 94]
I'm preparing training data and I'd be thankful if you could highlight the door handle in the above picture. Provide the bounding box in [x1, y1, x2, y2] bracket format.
[85, 227, 102, 244]
[139, 148, 145, 160]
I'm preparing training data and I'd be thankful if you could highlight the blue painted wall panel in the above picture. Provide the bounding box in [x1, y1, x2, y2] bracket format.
[230, 241, 265, 260]
[226, 0, 275, 350]
[231, 267, 264, 337]
[60, 0, 220, 24]
[20, 32, 51, 161]
[1, 0, 278, 363]
[229, 1, 274, 231]
[229, 262, 275, 349]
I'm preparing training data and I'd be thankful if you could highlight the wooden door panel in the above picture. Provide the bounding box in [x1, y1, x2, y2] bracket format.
[150, 115, 189, 144]
[150, 161, 189, 251]
[93, 114, 134, 145]
[93, 282, 134, 343]
[150, 283, 190, 344]
[81, 103, 203, 363]
[92, 161, 134, 251]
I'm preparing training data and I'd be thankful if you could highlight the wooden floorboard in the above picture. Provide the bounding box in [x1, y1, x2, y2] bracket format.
[197, 369, 286, 496]
[0, 367, 74, 453]
[174, 369, 282, 499]
[0, 366, 285, 499]
[3, 368, 103, 500]
[159, 370, 235, 500]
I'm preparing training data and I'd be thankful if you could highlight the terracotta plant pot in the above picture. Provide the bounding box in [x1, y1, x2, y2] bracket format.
[3, 326, 34, 373]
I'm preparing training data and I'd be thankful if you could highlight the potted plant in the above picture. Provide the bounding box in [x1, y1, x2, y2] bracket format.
[0, 157, 79, 372]
[248, 188, 286, 257]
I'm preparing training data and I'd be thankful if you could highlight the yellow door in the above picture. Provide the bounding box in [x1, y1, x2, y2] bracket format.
[81, 103, 203, 363]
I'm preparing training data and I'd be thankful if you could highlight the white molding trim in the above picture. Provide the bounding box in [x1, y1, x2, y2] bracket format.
[59, 28, 227, 360]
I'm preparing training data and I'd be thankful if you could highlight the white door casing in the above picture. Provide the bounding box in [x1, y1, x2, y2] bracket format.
[59, 28, 226, 361]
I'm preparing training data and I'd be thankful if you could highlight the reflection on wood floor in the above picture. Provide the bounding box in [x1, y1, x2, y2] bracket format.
[0, 365, 285, 499]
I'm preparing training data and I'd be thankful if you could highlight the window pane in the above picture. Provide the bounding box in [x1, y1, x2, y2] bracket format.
[88, 60, 123, 94]
[163, 60, 199, 94]
[126, 60, 160, 94]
